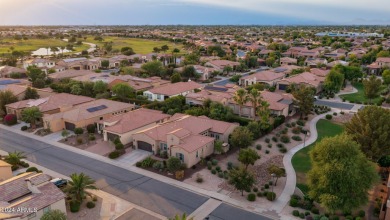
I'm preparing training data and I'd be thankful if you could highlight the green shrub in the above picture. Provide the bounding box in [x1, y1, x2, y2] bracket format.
[247, 193, 256, 201]
[358, 210, 365, 217]
[88, 134, 96, 141]
[267, 192, 276, 201]
[253, 187, 258, 192]
[257, 192, 263, 197]
[289, 198, 299, 207]
[267, 143, 272, 148]
[299, 213, 305, 219]
[245, 187, 251, 192]
[4, 114, 17, 126]
[21, 126, 28, 131]
[70, 201, 81, 213]
[212, 159, 218, 165]
[325, 114, 332, 120]
[216, 166, 221, 171]
[227, 161, 233, 170]
[277, 143, 284, 148]
[74, 128, 84, 135]
[20, 161, 29, 168]
[292, 127, 301, 134]
[108, 151, 120, 159]
[272, 136, 278, 142]
[11, 165, 19, 171]
[265, 138, 270, 143]
[211, 169, 217, 174]
[264, 184, 269, 189]
[86, 124, 96, 133]
[330, 216, 339, 220]
[256, 144, 262, 150]
[115, 143, 124, 150]
[207, 161, 212, 166]
[218, 172, 224, 178]
[305, 211, 310, 216]
[345, 216, 353, 220]
[76, 138, 83, 144]
[296, 120, 305, 126]
[280, 135, 290, 143]
[141, 157, 156, 168]
[311, 207, 319, 214]
[333, 112, 337, 116]
[292, 210, 300, 216]
[292, 136, 302, 141]
[207, 164, 212, 170]
[265, 150, 270, 154]
[152, 161, 164, 170]
[196, 175, 203, 183]
[86, 201, 95, 209]
[279, 148, 287, 153]
[26, 167, 39, 172]
[135, 161, 142, 167]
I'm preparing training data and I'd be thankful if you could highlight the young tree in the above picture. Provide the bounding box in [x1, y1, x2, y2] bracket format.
[214, 140, 224, 154]
[324, 69, 344, 93]
[101, 60, 109, 69]
[363, 75, 382, 104]
[229, 127, 253, 148]
[24, 87, 40, 100]
[238, 148, 260, 169]
[170, 72, 182, 83]
[61, 129, 70, 141]
[345, 106, 390, 161]
[229, 166, 255, 196]
[182, 66, 197, 79]
[257, 100, 271, 131]
[292, 85, 315, 118]
[167, 157, 182, 173]
[21, 106, 42, 129]
[308, 134, 378, 213]
[4, 151, 26, 166]
[267, 165, 286, 186]
[233, 89, 249, 117]
[64, 173, 97, 203]
[0, 90, 18, 116]
[141, 60, 164, 76]
[111, 83, 134, 102]
[70, 84, 83, 95]
[40, 209, 67, 220]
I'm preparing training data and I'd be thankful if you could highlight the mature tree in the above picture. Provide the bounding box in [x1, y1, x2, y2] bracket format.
[70, 84, 82, 95]
[230, 127, 253, 148]
[247, 121, 261, 139]
[378, 155, 390, 170]
[40, 209, 67, 220]
[208, 102, 234, 121]
[101, 60, 109, 69]
[24, 87, 39, 100]
[93, 80, 108, 94]
[308, 134, 378, 213]
[377, 50, 390, 58]
[332, 64, 363, 82]
[382, 69, 390, 98]
[141, 60, 164, 76]
[233, 89, 249, 117]
[167, 157, 182, 173]
[21, 107, 42, 129]
[27, 66, 45, 84]
[223, 66, 233, 75]
[182, 66, 198, 79]
[266, 57, 275, 67]
[229, 166, 255, 196]
[0, 90, 18, 116]
[248, 89, 261, 119]
[267, 165, 286, 186]
[4, 151, 26, 166]
[345, 106, 390, 161]
[324, 69, 344, 93]
[111, 83, 134, 102]
[238, 148, 260, 169]
[161, 45, 169, 53]
[292, 85, 315, 118]
[363, 75, 382, 104]
[183, 53, 199, 65]
[170, 72, 182, 83]
[121, 47, 135, 56]
[64, 173, 97, 203]
[153, 47, 161, 53]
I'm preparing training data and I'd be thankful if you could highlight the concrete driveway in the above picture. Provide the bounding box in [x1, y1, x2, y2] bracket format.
[115, 149, 152, 167]
[44, 130, 74, 142]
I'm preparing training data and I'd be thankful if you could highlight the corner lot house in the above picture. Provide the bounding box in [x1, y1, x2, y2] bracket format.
[0, 172, 66, 220]
[143, 81, 203, 101]
[43, 99, 135, 132]
[132, 114, 238, 167]
[205, 60, 240, 72]
[101, 108, 171, 144]
[276, 72, 325, 93]
[6, 93, 94, 119]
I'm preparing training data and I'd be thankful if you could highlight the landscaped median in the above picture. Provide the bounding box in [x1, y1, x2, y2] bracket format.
[291, 119, 344, 195]
[339, 82, 386, 105]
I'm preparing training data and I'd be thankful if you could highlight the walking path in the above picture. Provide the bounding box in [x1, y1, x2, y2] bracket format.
[269, 113, 327, 213]
[188, 198, 222, 220]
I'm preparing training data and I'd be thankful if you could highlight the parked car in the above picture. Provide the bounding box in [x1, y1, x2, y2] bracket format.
[50, 178, 68, 188]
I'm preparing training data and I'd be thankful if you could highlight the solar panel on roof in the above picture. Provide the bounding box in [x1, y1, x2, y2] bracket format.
[0, 80, 21, 85]
[204, 85, 228, 92]
[86, 105, 108, 113]
[274, 68, 287, 73]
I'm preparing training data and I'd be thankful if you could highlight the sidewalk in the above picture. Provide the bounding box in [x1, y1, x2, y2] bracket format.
[269, 113, 327, 213]
[0, 123, 280, 219]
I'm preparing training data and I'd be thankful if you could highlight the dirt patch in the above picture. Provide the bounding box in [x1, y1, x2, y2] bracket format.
[66, 197, 102, 220]
[59, 133, 103, 150]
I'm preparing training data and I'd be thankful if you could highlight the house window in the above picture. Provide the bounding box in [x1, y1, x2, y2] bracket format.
[176, 153, 184, 162]
[27, 213, 36, 219]
[160, 142, 167, 150]
[43, 206, 51, 214]
[215, 135, 220, 140]
[157, 94, 162, 100]
[196, 151, 199, 158]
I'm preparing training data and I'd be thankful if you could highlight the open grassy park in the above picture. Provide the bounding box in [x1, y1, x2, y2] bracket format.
[87, 36, 185, 54]
[339, 82, 385, 105]
[0, 37, 89, 55]
[292, 119, 344, 194]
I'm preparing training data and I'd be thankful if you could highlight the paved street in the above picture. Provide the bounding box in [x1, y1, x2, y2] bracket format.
[0, 128, 272, 219]
[314, 99, 355, 110]
[208, 204, 273, 220]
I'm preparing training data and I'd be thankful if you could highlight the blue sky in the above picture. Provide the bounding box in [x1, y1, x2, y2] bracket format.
[0, 0, 389, 25]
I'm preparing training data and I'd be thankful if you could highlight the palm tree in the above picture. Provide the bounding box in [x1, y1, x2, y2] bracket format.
[169, 213, 193, 220]
[60, 46, 65, 55]
[233, 89, 249, 117]
[64, 173, 97, 203]
[4, 151, 26, 166]
[248, 88, 262, 120]
[21, 106, 42, 129]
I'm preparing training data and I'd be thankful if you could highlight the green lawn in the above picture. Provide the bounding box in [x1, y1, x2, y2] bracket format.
[339, 82, 384, 104]
[87, 36, 185, 54]
[0, 38, 89, 54]
[292, 119, 344, 194]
